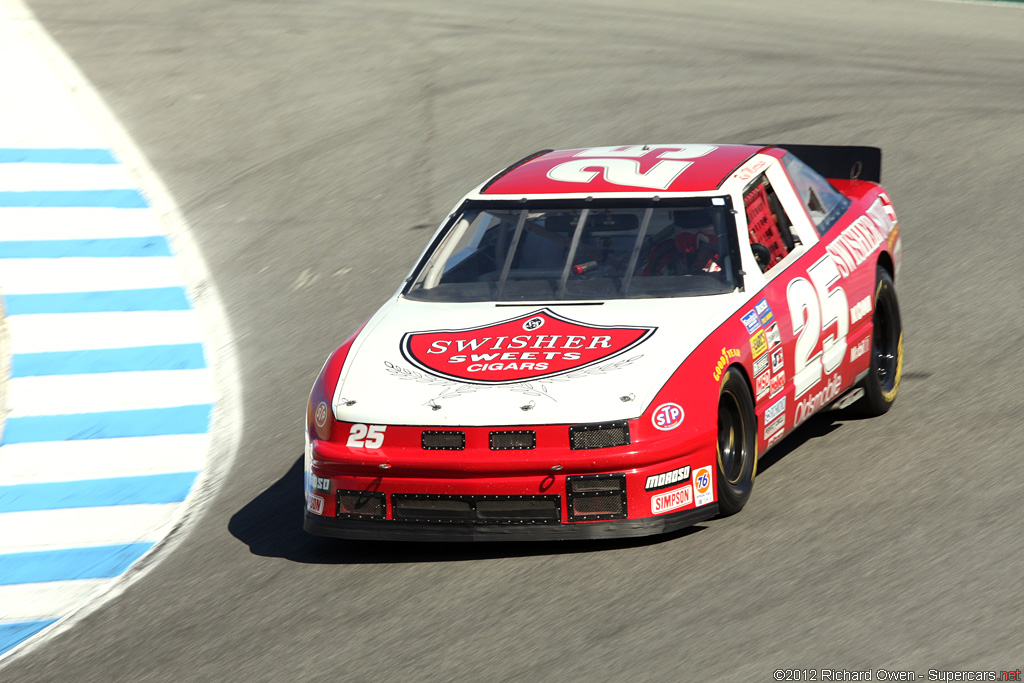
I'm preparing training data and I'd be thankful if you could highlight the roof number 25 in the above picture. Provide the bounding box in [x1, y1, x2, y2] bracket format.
[787, 255, 849, 397]
[347, 424, 387, 449]
[546, 145, 717, 190]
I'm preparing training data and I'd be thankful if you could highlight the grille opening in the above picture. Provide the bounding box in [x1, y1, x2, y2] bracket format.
[421, 430, 466, 450]
[336, 490, 385, 519]
[392, 494, 560, 524]
[569, 421, 630, 450]
[566, 474, 627, 522]
[489, 430, 537, 450]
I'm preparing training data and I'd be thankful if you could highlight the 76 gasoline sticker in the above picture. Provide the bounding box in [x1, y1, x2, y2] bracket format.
[652, 402, 684, 430]
[693, 466, 714, 506]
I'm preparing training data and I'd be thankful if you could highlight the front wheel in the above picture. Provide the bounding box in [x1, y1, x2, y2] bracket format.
[855, 267, 903, 416]
[716, 368, 757, 515]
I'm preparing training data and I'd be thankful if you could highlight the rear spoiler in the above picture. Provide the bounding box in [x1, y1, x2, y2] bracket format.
[766, 144, 882, 183]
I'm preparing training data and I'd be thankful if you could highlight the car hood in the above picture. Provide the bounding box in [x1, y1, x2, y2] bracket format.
[332, 294, 744, 426]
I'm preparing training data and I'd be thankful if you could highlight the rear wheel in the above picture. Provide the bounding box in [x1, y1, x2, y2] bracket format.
[855, 267, 903, 416]
[716, 368, 757, 515]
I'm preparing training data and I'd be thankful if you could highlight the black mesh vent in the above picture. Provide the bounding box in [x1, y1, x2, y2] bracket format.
[569, 421, 630, 450]
[489, 430, 537, 450]
[421, 430, 466, 450]
[336, 490, 385, 520]
[566, 473, 627, 522]
[392, 494, 560, 524]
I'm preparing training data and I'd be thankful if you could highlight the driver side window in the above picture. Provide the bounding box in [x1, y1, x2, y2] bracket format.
[744, 175, 796, 272]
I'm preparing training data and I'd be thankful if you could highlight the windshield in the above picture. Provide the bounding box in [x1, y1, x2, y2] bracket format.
[405, 198, 739, 302]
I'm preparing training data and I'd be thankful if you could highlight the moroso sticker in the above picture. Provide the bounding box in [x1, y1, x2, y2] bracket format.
[741, 310, 760, 333]
[693, 466, 713, 506]
[651, 485, 693, 515]
[755, 370, 770, 399]
[652, 403, 685, 431]
[765, 322, 781, 348]
[400, 308, 656, 384]
[645, 466, 691, 491]
[753, 352, 769, 377]
[749, 329, 767, 359]
[311, 474, 331, 493]
[755, 298, 774, 326]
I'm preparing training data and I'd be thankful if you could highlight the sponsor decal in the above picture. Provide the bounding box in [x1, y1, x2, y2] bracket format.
[753, 352, 769, 376]
[755, 370, 770, 399]
[693, 466, 714, 507]
[765, 322, 781, 348]
[826, 197, 896, 278]
[741, 310, 761, 333]
[311, 474, 331, 493]
[314, 401, 329, 429]
[765, 414, 785, 439]
[771, 347, 784, 373]
[755, 298, 774, 326]
[749, 329, 767, 359]
[651, 484, 694, 515]
[652, 403, 685, 431]
[850, 337, 871, 362]
[645, 466, 691, 491]
[400, 308, 656, 384]
[712, 347, 741, 381]
[795, 373, 843, 425]
[307, 494, 325, 515]
[734, 158, 768, 182]
[765, 396, 786, 424]
[850, 296, 872, 325]
[767, 429, 785, 448]
[770, 370, 785, 397]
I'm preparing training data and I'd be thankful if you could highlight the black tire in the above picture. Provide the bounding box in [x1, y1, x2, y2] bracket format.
[855, 267, 903, 416]
[716, 367, 757, 515]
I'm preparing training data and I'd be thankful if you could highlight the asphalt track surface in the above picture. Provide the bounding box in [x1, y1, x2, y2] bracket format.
[6, 0, 1024, 680]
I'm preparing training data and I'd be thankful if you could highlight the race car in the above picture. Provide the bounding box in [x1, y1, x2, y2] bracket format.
[303, 143, 903, 541]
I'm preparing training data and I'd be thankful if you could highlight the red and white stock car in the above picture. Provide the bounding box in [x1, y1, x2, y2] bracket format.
[304, 143, 903, 541]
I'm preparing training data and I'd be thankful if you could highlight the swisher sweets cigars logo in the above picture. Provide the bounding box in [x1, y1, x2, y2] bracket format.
[400, 309, 656, 384]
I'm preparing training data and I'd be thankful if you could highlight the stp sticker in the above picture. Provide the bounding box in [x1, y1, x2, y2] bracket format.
[314, 401, 329, 429]
[651, 485, 694, 515]
[693, 466, 714, 507]
[307, 494, 325, 515]
[401, 308, 655, 384]
[652, 403, 685, 431]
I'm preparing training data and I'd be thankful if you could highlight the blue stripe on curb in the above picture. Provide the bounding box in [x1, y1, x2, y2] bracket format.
[0, 543, 155, 585]
[0, 148, 117, 164]
[0, 190, 148, 208]
[0, 620, 59, 656]
[0, 472, 198, 514]
[10, 344, 207, 377]
[3, 287, 190, 314]
[0, 236, 170, 258]
[2, 405, 213, 444]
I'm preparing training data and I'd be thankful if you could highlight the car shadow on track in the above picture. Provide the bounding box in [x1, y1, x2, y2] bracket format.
[227, 456, 709, 564]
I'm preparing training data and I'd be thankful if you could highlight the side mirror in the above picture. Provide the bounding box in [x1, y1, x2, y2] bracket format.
[750, 243, 772, 272]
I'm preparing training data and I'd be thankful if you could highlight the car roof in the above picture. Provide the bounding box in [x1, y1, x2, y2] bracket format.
[480, 144, 764, 196]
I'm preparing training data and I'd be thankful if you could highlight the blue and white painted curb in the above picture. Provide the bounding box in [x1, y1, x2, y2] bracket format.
[0, 0, 240, 663]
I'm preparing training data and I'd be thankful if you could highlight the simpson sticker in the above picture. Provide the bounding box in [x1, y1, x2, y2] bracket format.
[307, 494, 325, 515]
[652, 403, 685, 431]
[749, 329, 768, 359]
[756, 298, 774, 326]
[712, 347, 741, 381]
[645, 466, 691, 491]
[765, 396, 786, 424]
[693, 466, 714, 507]
[401, 308, 655, 384]
[766, 323, 781, 348]
[770, 370, 785, 397]
[771, 347, 784, 373]
[651, 485, 694, 515]
[755, 370, 770, 399]
[314, 401, 329, 428]
[741, 310, 761, 333]
[753, 352, 769, 377]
